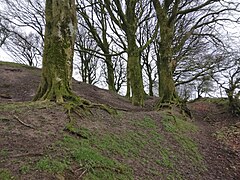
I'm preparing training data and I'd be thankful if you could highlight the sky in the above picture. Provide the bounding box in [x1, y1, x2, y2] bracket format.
[0, 49, 13, 62]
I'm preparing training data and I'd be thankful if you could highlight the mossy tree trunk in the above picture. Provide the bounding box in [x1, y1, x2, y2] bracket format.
[105, 54, 116, 92]
[104, 0, 146, 106]
[157, 23, 176, 103]
[34, 0, 77, 103]
[152, 0, 178, 105]
[126, 0, 144, 106]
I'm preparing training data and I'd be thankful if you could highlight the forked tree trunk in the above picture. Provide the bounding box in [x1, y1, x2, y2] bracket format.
[34, 0, 77, 103]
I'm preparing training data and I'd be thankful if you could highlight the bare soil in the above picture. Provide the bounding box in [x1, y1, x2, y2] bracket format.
[0, 62, 239, 179]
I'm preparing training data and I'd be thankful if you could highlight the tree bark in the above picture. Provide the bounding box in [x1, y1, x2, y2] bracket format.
[126, 0, 144, 106]
[157, 24, 176, 103]
[34, 0, 77, 103]
[105, 55, 116, 92]
[152, 0, 177, 105]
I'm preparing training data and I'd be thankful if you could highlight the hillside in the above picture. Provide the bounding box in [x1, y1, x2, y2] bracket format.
[0, 61, 239, 180]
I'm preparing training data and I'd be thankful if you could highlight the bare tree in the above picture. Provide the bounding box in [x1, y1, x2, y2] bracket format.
[0, 0, 45, 66]
[151, 0, 240, 105]
[2, 31, 42, 66]
[76, 0, 119, 92]
[75, 29, 99, 85]
[104, 0, 158, 105]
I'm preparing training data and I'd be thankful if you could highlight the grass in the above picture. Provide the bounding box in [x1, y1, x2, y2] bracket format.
[0, 169, 14, 180]
[0, 61, 36, 70]
[59, 135, 133, 179]
[0, 149, 8, 158]
[0, 101, 56, 113]
[19, 165, 31, 174]
[22, 113, 203, 179]
[157, 148, 174, 168]
[36, 156, 69, 173]
[161, 113, 204, 167]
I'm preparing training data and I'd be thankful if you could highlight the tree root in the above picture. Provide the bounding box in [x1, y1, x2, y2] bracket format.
[13, 115, 36, 129]
[157, 101, 192, 119]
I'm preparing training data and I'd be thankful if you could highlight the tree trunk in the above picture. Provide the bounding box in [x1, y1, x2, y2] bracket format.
[126, 62, 131, 98]
[105, 55, 116, 92]
[158, 56, 176, 103]
[34, 0, 77, 103]
[128, 51, 144, 106]
[157, 21, 177, 104]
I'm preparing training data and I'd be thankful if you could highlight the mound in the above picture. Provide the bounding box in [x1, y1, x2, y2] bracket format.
[0, 61, 156, 111]
[0, 61, 239, 179]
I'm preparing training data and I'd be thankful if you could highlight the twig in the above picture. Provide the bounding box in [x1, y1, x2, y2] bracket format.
[79, 169, 87, 179]
[9, 152, 43, 158]
[13, 115, 35, 129]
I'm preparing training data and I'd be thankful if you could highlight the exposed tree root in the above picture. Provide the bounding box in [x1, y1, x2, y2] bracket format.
[13, 115, 36, 129]
[157, 101, 192, 119]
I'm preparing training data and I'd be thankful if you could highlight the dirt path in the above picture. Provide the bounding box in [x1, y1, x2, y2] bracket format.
[189, 101, 240, 180]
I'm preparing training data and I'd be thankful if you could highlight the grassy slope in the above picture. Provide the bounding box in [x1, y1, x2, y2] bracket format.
[0, 102, 205, 179]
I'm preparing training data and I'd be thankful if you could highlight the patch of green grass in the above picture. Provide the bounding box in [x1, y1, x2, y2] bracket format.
[175, 135, 203, 164]
[94, 131, 147, 157]
[161, 114, 204, 167]
[0, 101, 55, 112]
[0, 169, 14, 180]
[0, 149, 8, 158]
[0, 61, 36, 69]
[65, 122, 92, 139]
[19, 165, 31, 174]
[59, 135, 133, 179]
[157, 148, 174, 168]
[162, 114, 197, 133]
[114, 110, 124, 118]
[132, 116, 157, 129]
[36, 156, 69, 173]
[167, 172, 183, 180]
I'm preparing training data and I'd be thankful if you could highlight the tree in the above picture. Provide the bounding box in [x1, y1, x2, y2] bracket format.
[104, 0, 158, 105]
[75, 28, 100, 85]
[0, 19, 9, 47]
[213, 57, 240, 115]
[151, 0, 240, 105]
[34, 0, 78, 103]
[77, 0, 117, 92]
[2, 31, 42, 66]
[0, 0, 45, 66]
